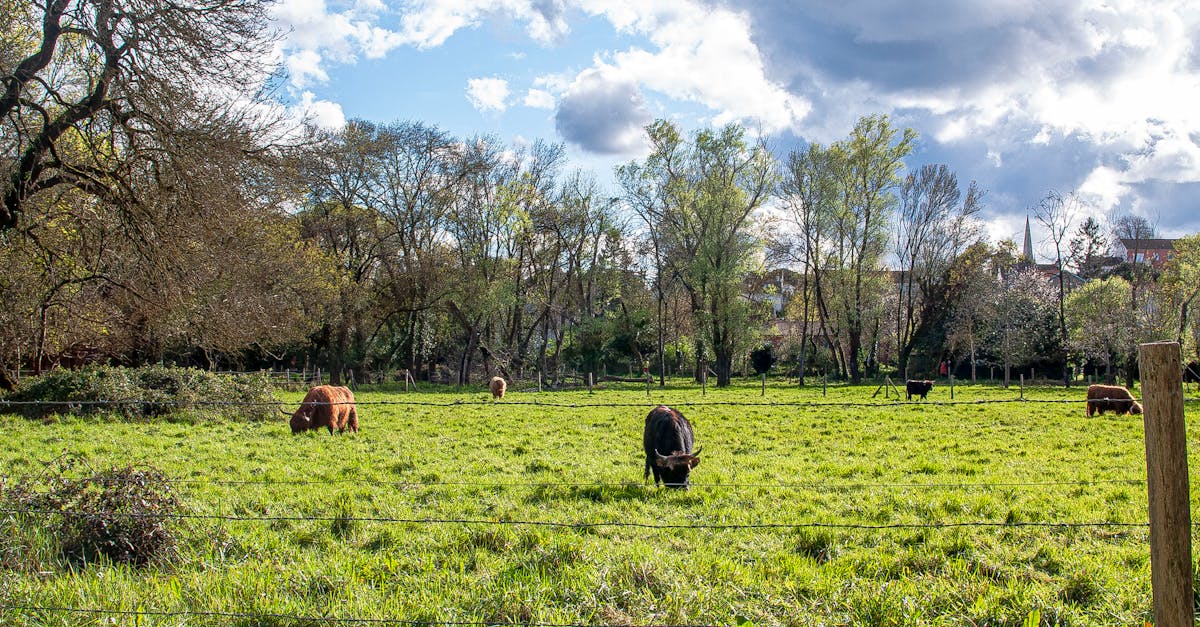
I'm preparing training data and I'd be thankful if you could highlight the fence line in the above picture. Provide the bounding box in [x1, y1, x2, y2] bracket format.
[0, 474, 1147, 492]
[0, 604, 684, 627]
[3, 397, 1190, 409]
[0, 507, 1148, 531]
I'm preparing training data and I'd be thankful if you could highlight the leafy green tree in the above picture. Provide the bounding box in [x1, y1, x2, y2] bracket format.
[619, 120, 775, 386]
[826, 115, 915, 383]
[1066, 277, 1133, 383]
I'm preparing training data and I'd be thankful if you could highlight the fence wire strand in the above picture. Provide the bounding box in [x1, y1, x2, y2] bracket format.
[0, 604, 710, 627]
[1, 397, 1191, 409]
[0, 507, 1148, 531]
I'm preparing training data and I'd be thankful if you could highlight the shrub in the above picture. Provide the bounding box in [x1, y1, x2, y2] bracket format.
[749, 343, 777, 375]
[4, 365, 278, 422]
[1, 455, 182, 566]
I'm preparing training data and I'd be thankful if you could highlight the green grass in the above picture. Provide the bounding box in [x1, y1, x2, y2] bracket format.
[0, 379, 1180, 625]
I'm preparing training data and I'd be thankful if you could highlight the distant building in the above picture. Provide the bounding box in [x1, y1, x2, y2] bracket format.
[1018, 214, 1085, 291]
[1114, 238, 1178, 268]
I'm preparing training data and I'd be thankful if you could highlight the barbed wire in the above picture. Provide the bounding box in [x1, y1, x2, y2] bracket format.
[0, 473, 1147, 492]
[0, 604, 710, 627]
[0, 396, 1184, 409]
[0, 507, 1148, 531]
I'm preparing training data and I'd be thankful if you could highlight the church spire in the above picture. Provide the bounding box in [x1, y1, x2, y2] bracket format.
[1022, 215, 1035, 264]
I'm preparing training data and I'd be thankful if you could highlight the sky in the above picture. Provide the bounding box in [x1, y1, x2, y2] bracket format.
[272, 0, 1200, 260]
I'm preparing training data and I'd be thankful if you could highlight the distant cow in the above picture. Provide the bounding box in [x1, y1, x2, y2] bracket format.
[906, 379, 934, 401]
[288, 385, 359, 434]
[1086, 384, 1142, 416]
[489, 376, 507, 400]
[643, 405, 702, 489]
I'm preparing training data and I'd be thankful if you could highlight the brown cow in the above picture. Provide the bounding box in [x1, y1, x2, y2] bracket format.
[489, 376, 506, 400]
[288, 385, 359, 434]
[1085, 384, 1142, 416]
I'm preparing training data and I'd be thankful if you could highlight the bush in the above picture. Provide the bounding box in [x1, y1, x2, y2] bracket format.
[749, 343, 777, 375]
[1, 455, 181, 566]
[4, 365, 279, 422]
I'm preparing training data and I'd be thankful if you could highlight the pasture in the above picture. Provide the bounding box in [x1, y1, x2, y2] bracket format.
[0, 381, 1180, 625]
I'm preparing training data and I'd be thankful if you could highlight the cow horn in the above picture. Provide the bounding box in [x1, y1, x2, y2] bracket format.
[655, 449, 669, 461]
[692, 446, 702, 457]
[279, 407, 290, 416]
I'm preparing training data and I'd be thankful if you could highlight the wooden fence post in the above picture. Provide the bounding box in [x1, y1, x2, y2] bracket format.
[1019, 374, 1024, 400]
[588, 372, 593, 394]
[1138, 341, 1193, 627]
[761, 373, 766, 397]
[950, 374, 954, 400]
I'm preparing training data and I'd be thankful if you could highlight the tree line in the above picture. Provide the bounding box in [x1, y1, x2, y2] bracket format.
[3, 0, 1198, 388]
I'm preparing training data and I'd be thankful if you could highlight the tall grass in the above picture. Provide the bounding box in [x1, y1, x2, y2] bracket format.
[0, 380, 1173, 625]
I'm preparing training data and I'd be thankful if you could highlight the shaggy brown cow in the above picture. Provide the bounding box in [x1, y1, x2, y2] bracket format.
[906, 379, 934, 401]
[1086, 384, 1142, 416]
[489, 376, 507, 400]
[288, 385, 359, 434]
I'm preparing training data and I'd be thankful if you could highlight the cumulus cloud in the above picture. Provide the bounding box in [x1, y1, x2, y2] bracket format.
[467, 77, 511, 113]
[554, 67, 651, 155]
[294, 91, 347, 129]
[524, 88, 556, 109]
[571, 0, 810, 134]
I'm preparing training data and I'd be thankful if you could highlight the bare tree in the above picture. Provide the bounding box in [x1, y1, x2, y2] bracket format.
[1033, 190, 1078, 386]
[2, 0, 284, 232]
[893, 163, 983, 377]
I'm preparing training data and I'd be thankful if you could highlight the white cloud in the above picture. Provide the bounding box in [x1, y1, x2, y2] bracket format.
[283, 49, 328, 89]
[397, 0, 569, 49]
[294, 91, 347, 129]
[467, 77, 511, 113]
[524, 88, 556, 109]
[571, 0, 810, 133]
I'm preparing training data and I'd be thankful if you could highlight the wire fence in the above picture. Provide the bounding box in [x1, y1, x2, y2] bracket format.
[0, 604, 707, 627]
[1, 396, 1189, 409]
[0, 389, 1172, 625]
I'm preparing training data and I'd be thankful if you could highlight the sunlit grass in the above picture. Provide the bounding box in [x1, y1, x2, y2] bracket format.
[0, 378, 1177, 625]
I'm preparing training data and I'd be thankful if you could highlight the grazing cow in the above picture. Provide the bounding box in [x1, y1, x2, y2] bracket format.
[643, 405, 702, 489]
[489, 376, 507, 400]
[1086, 384, 1142, 416]
[288, 385, 359, 434]
[905, 379, 934, 401]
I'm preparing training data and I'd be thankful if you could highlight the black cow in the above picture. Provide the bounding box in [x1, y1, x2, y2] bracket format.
[905, 379, 934, 401]
[643, 405, 702, 489]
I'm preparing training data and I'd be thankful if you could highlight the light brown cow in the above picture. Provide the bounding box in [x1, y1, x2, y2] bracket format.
[288, 385, 359, 434]
[489, 376, 507, 400]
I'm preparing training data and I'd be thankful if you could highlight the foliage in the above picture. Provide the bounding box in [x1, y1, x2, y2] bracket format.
[749, 343, 777, 374]
[1066, 277, 1133, 376]
[5, 365, 278, 421]
[1, 454, 180, 566]
[618, 119, 776, 386]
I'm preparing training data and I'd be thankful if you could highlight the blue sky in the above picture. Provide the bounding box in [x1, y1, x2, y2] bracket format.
[272, 0, 1200, 258]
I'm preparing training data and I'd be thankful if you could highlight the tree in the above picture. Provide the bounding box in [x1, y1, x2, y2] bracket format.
[1110, 213, 1157, 386]
[775, 142, 839, 386]
[892, 163, 984, 377]
[1067, 216, 1108, 279]
[1066, 277, 1133, 383]
[619, 120, 775, 387]
[828, 115, 916, 383]
[1033, 190, 1078, 386]
[984, 267, 1060, 386]
[1160, 234, 1200, 351]
[1, 0, 283, 232]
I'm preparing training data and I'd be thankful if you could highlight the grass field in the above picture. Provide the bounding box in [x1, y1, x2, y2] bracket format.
[0, 379, 1187, 625]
